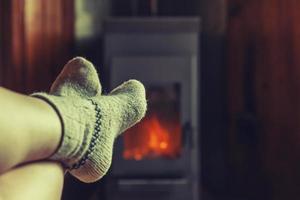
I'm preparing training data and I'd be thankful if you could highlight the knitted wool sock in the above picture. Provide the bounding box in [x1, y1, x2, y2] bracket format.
[31, 57, 147, 183]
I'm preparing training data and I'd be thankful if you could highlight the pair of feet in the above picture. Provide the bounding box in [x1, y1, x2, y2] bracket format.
[32, 57, 147, 183]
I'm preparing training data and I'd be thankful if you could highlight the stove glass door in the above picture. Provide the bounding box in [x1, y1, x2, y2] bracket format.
[123, 84, 182, 160]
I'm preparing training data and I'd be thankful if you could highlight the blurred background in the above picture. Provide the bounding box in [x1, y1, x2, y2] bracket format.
[1, 0, 300, 199]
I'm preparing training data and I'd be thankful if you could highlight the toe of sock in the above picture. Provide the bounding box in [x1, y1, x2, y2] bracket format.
[50, 57, 102, 97]
[109, 79, 147, 133]
[111, 79, 145, 96]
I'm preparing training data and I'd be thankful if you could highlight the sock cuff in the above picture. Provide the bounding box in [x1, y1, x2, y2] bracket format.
[31, 92, 96, 168]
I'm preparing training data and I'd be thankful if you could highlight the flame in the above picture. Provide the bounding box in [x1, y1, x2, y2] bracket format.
[123, 114, 181, 160]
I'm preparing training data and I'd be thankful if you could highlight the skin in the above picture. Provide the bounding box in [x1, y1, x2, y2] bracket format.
[0, 162, 64, 200]
[0, 87, 62, 174]
[0, 87, 65, 200]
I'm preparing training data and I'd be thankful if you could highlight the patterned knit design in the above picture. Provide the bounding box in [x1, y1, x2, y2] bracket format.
[31, 57, 147, 183]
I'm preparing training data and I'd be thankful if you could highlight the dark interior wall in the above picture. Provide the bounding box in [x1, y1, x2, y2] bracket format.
[111, 0, 198, 16]
[197, 0, 231, 196]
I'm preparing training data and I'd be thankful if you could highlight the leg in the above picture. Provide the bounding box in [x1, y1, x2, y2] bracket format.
[0, 87, 62, 174]
[0, 161, 64, 200]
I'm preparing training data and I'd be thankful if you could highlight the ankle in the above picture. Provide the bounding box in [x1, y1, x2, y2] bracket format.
[25, 97, 63, 161]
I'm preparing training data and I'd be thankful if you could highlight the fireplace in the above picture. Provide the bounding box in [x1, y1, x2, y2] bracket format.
[123, 84, 181, 161]
[104, 17, 200, 200]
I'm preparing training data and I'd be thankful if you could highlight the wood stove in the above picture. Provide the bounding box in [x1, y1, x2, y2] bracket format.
[104, 17, 200, 200]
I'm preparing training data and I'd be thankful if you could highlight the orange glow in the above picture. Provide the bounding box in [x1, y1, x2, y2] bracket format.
[123, 114, 181, 160]
[160, 142, 168, 149]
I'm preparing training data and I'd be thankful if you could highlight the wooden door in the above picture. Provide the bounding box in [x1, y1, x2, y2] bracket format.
[227, 0, 300, 199]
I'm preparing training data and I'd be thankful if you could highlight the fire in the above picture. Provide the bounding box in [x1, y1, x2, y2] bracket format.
[123, 114, 181, 160]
